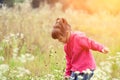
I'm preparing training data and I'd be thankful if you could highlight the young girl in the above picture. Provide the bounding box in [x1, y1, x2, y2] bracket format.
[51, 18, 109, 80]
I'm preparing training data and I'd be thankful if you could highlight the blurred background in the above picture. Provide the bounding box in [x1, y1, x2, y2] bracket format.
[0, 0, 120, 14]
[0, 0, 120, 80]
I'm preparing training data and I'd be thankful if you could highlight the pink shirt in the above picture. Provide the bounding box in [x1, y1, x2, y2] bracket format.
[64, 32, 105, 76]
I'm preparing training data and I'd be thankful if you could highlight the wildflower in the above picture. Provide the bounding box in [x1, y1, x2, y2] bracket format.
[25, 53, 34, 61]
[107, 56, 114, 60]
[0, 64, 9, 73]
[20, 33, 24, 39]
[10, 33, 15, 37]
[78, 75, 83, 80]
[116, 52, 120, 55]
[2, 5, 7, 10]
[16, 73, 24, 78]
[0, 76, 7, 80]
[116, 60, 120, 67]
[3, 39, 9, 43]
[18, 54, 26, 63]
[112, 78, 120, 80]
[0, 47, 3, 51]
[16, 33, 20, 37]
[12, 53, 17, 59]
[18, 53, 34, 63]
[70, 76, 75, 80]
[16, 33, 24, 39]
[100, 61, 112, 73]
[0, 56, 4, 61]
[13, 48, 19, 53]
[16, 67, 31, 78]
[44, 74, 55, 80]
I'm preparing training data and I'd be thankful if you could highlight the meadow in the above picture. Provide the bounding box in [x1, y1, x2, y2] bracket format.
[0, 1, 120, 80]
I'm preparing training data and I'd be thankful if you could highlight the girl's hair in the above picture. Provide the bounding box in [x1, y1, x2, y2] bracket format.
[51, 18, 71, 39]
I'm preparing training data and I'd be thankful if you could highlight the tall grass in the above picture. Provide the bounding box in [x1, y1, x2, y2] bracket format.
[0, 1, 120, 80]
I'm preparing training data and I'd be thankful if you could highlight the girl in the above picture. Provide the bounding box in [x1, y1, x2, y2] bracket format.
[51, 18, 109, 80]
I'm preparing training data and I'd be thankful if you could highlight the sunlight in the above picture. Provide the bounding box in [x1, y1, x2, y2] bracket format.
[88, 0, 120, 14]
[64, 0, 120, 14]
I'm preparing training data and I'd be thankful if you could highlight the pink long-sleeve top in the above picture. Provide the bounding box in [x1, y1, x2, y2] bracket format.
[64, 31, 105, 76]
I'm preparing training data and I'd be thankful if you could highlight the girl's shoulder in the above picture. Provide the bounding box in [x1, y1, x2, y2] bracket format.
[72, 31, 88, 43]
[73, 31, 86, 37]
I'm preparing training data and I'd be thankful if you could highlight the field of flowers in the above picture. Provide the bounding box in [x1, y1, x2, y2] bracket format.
[0, 1, 120, 80]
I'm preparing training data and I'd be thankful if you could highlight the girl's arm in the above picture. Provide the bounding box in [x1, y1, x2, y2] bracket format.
[65, 54, 72, 77]
[76, 35, 109, 53]
[64, 46, 72, 77]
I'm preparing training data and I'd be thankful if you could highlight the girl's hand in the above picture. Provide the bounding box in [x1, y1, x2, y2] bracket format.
[102, 47, 109, 54]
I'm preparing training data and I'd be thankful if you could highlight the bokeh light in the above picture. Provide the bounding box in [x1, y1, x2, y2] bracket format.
[63, 0, 120, 14]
